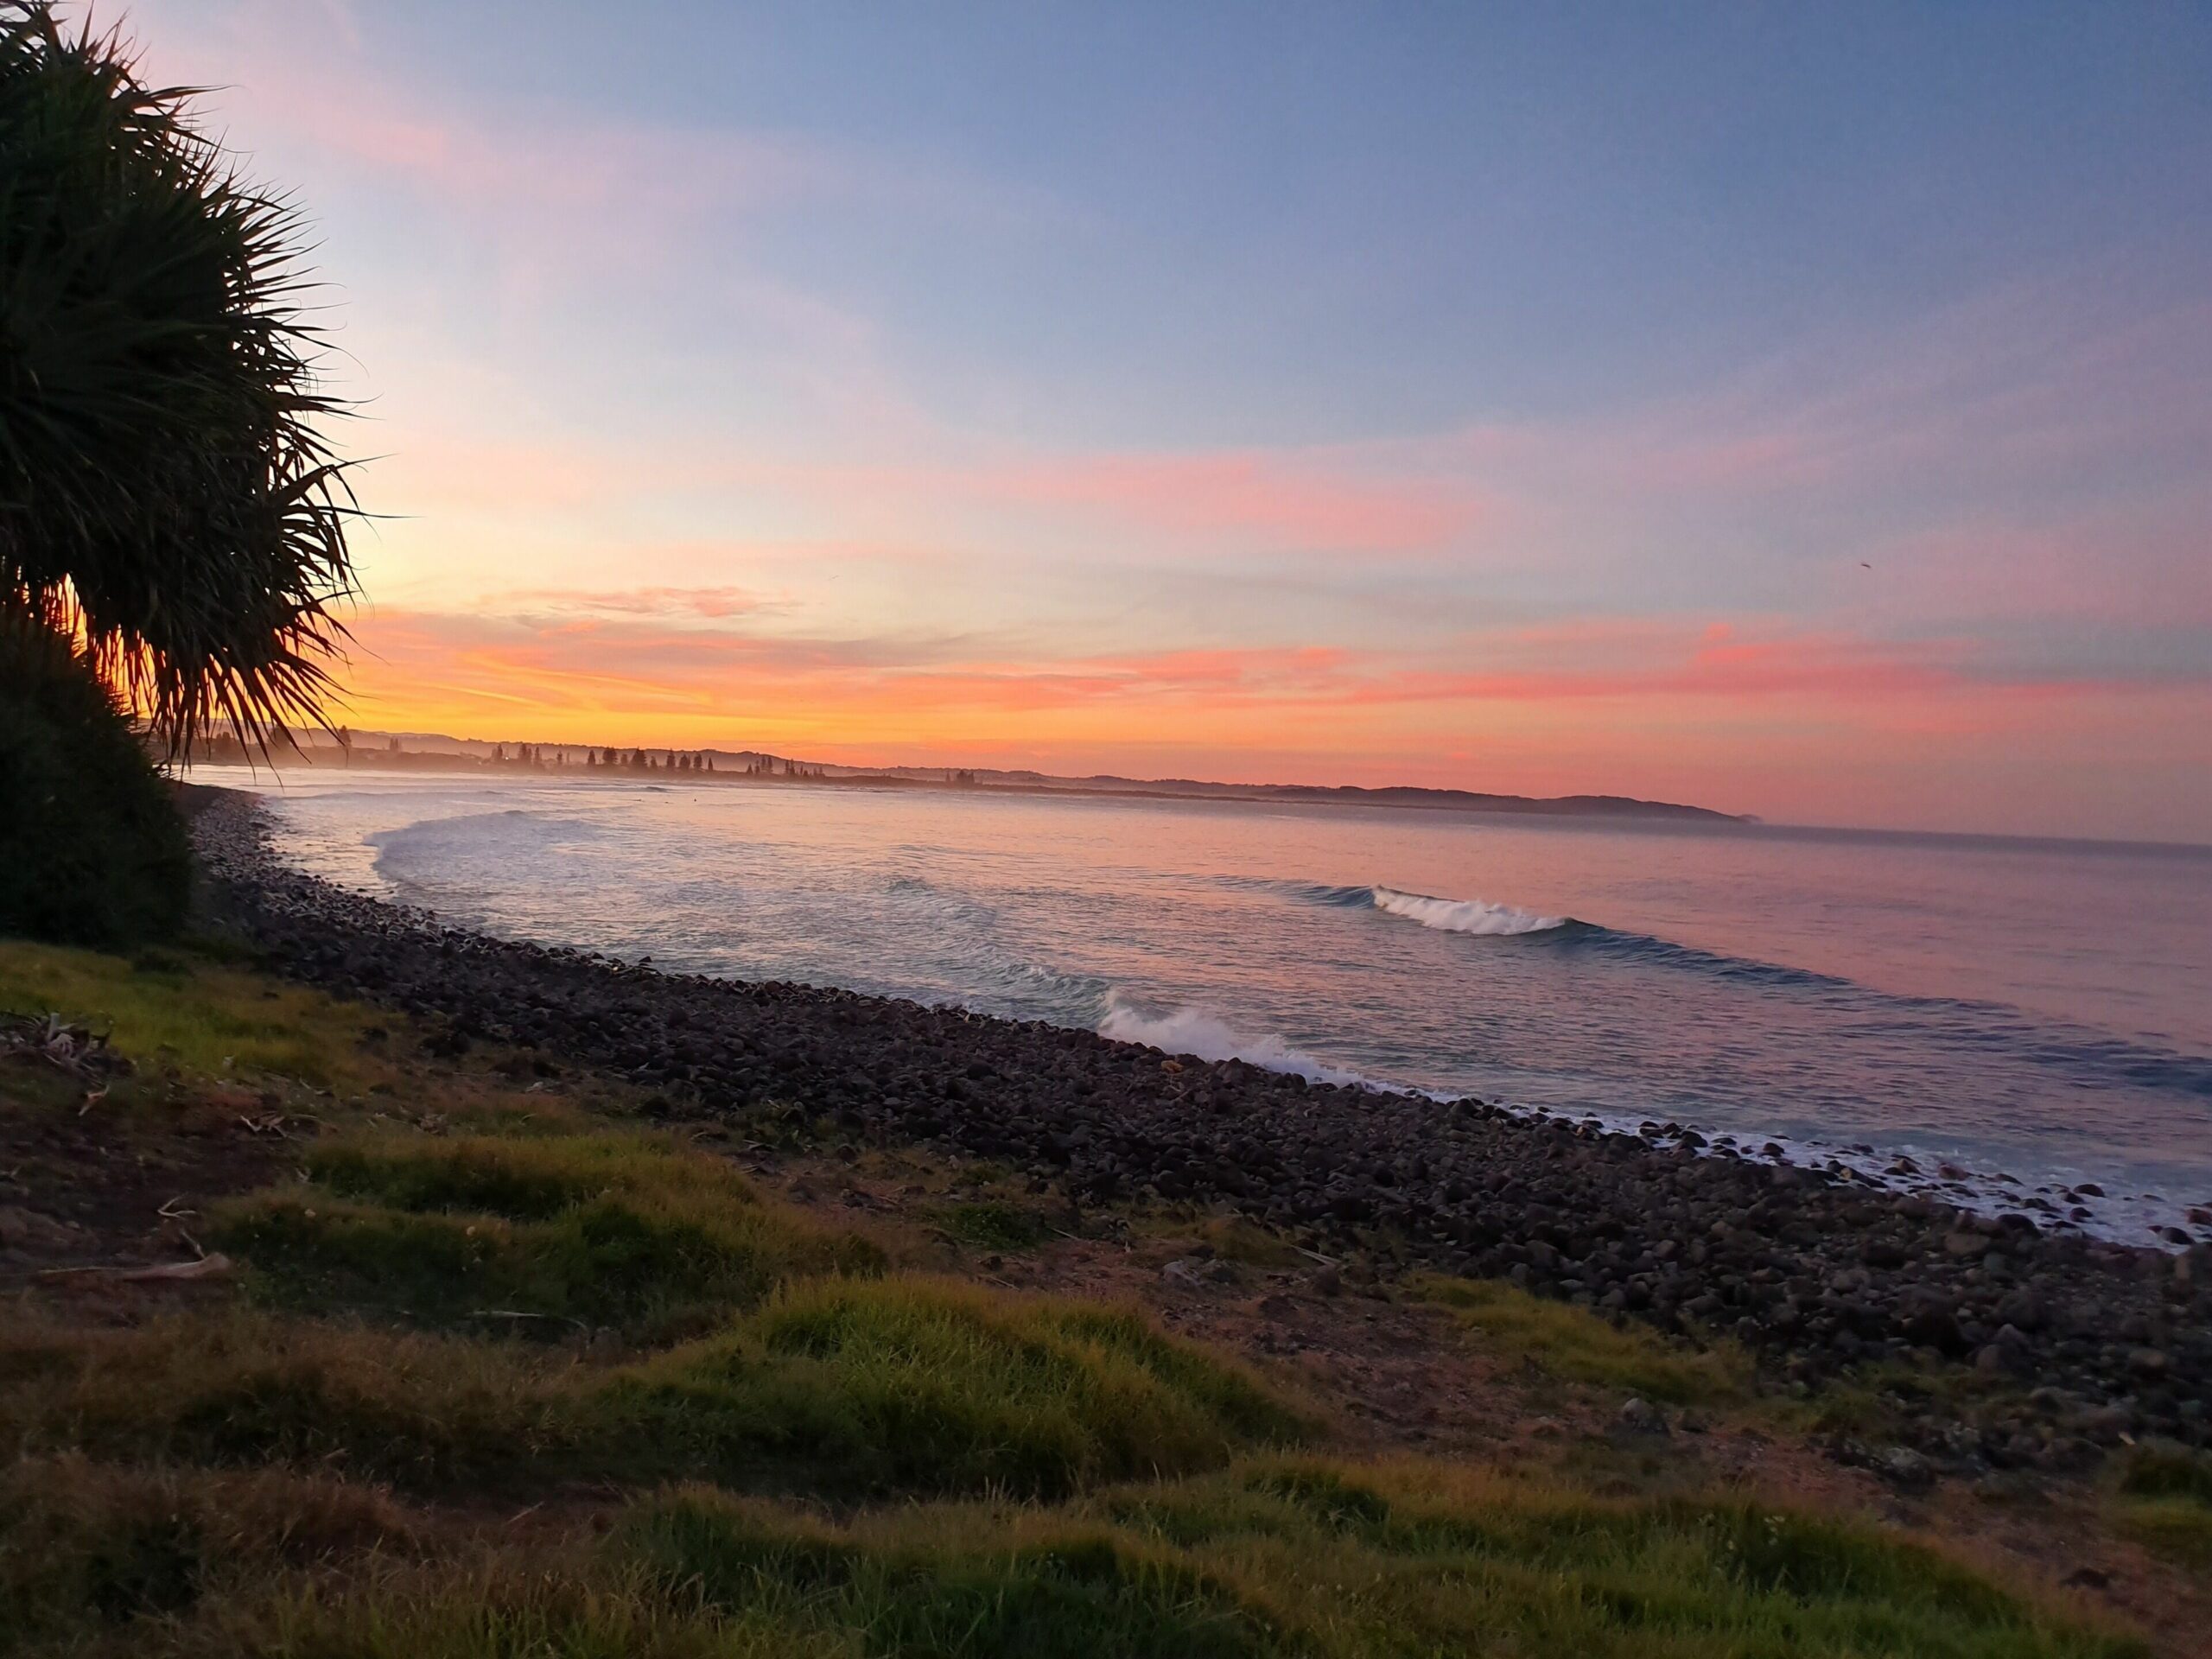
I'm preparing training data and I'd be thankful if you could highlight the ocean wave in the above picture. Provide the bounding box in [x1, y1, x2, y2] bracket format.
[1555, 929, 2212, 1098]
[1257, 875, 2212, 1098]
[366, 810, 607, 875]
[1097, 992, 1365, 1085]
[1370, 884, 1570, 937]
[1554, 925, 1852, 991]
[1230, 876, 1574, 936]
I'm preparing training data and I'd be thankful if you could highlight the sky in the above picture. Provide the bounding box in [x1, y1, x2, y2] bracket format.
[118, 0, 2212, 838]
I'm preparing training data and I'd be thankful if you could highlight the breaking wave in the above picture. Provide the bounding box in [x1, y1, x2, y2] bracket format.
[367, 810, 607, 875]
[1097, 991, 1366, 1085]
[1255, 875, 2212, 1097]
[1370, 884, 1570, 937]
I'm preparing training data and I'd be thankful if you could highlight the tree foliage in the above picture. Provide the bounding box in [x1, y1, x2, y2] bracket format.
[0, 0, 357, 753]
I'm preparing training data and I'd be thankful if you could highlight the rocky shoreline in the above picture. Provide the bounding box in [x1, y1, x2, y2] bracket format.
[190, 790, 2210, 1468]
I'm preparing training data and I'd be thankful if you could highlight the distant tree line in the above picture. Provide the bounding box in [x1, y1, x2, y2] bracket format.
[576, 747, 717, 772]
[174, 730, 860, 782]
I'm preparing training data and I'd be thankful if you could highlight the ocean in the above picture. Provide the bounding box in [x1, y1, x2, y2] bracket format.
[213, 767, 2212, 1243]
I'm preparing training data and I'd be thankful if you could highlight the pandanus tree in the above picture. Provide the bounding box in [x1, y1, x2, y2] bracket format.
[2, 3, 358, 944]
[1, 0, 358, 754]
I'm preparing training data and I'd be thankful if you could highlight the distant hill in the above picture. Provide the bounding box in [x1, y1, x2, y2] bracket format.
[181, 728, 1747, 823]
[842, 765, 1745, 822]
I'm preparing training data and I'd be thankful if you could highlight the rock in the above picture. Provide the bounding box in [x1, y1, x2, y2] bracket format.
[1943, 1231, 1992, 1259]
[1860, 1236, 1908, 1268]
[2127, 1347, 2171, 1378]
[1616, 1397, 1669, 1436]
[1878, 1447, 1936, 1491]
[2069, 1404, 2133, 1441]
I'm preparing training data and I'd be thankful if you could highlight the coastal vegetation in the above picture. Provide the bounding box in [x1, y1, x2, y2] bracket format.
[1417, 1274, 1754, 1407]
[0, 1, 357, 753]
[1, 928, 2190, 1656]
[1, 1, 359, 945]
[0, 610, 188, 946]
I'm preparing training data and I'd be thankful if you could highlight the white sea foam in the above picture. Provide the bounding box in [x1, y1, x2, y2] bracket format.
[1370, 885, 1567, 937]
[1097, 992, 1366, 1085]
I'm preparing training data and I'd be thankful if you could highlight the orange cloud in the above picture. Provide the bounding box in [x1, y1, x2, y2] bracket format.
[311, 603, 2212, 836]
[333, 606, 2172, 735]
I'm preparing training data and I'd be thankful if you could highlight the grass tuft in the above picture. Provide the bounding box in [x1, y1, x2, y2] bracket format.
[0, 1309, 579, 1491]
[937, 1198, 1052, 1251]
[1418, 1274, 1752, 1404]
[1192, 1216, 1304, 1268]
[614, 1276, 1307, 1499]
[2113, 1442, 2212, 1571]
[0, 1454, 418, 1643]
[2, 1279, 1302, 1504]
[212, 1131, 884, 1339]
[625, 1488, 1288, 1658]
[1099, 1459, 2138, 1657]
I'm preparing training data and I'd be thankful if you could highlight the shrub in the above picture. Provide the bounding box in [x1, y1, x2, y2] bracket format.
[0, 614, 189, 947]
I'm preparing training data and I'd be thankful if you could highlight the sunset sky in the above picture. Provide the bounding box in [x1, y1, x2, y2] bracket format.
[125, 1, 2212, 838]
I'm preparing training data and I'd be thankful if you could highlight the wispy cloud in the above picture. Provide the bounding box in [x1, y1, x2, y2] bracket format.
[115, 0, 2212, 836]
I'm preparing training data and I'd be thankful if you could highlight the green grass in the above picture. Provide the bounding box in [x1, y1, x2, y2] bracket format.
[1192, 1216, 1305, 1269]
[1, 1276, 1302, 1503]
[937, 1198, 1053, 1251]
[0, 939, 2164, 1658]
[0, 936, 384, 1090]
[2112, 1443, 2212, 1571]
[0, 1459, 2139, 1659]
[2116, 1442, 2212, 1505]
[212, 1130, 883, 1339]
[1417, 1275, 1754, 1405]
[628, 1491, 1278, 1658]
[611, 1468, 2136, 1659]
[0, 1454, 419, 1649]
[615, 1276, 1308, 1498]
[0, 1309, 581, 1491]
[1109, 1459, 2137, 1657]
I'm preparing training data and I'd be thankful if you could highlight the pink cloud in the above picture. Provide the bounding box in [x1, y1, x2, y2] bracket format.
[344, 605, 2168, 725]
[377, 429, 1484, 557]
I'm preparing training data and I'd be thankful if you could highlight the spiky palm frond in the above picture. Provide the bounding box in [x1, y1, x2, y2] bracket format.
[0, 0, 357, 753]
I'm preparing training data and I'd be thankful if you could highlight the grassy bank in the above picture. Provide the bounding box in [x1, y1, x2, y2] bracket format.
[0, 935, 2188, 1656]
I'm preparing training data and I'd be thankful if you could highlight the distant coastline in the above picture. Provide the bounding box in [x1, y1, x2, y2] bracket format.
[178, 727, 1749, 825]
